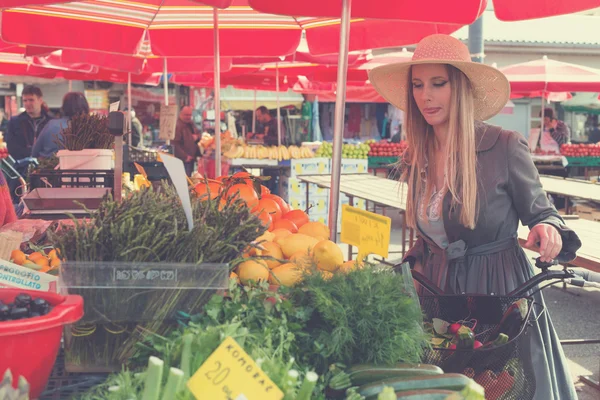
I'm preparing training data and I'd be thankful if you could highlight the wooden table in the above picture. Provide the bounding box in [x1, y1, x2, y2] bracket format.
[297, 174, 414, 259]
[517, 217, 600, 273]
[539, 175, 600, 214]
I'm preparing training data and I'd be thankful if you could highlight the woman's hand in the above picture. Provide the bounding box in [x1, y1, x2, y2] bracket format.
[524, 223, 563, 262]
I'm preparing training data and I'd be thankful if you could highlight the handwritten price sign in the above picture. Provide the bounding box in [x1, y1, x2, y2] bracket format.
[340, 205, 391, 261]
[187, 336, 283, 400]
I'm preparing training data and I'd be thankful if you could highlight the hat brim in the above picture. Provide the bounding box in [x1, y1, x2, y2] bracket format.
[368, 60, 511, 121]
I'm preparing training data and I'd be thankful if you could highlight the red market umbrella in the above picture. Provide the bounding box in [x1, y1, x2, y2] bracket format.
[312, 49, 414, 83]
[247, 0, 600, 23]
[59, 49, 233, 74]
[510, 91, 573, 102]
[501, 56, 600, 93]
[501, 56, 600, 135]
[0, 0, 302, 57]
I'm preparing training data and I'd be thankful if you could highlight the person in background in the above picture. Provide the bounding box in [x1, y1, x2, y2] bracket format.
[538, 107, 570, 153]
[254, 106, 283, 146]
[127, 108, 143, 148]
[0, 170, 17, 226]
[32, 92, 90, 158]
[0, 110, 8, 134]
[588, 117, 600, 144]
[173, 106, 201, 176]
[6, 85, 51, 160]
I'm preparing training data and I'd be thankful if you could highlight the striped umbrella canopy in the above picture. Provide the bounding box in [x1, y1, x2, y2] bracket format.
[0, 0, 302, 57]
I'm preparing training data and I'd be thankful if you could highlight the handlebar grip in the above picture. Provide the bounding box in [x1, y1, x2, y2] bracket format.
[572, 269, 600, 284]
[569, 278, 585, 287]
[534, 257, 559, 269]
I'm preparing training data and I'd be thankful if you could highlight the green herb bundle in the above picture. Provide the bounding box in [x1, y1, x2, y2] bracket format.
[290, 266, 430, 371]
[56, 112, 115, 151]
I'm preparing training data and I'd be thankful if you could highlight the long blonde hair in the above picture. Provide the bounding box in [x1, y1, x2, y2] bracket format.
[401, 65, 478, 229]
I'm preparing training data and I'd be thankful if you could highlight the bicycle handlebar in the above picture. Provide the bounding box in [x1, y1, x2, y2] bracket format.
[404, 256, 597, 297]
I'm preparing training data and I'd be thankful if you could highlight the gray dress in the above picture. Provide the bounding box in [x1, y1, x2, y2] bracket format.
[404, 122, 581, 400]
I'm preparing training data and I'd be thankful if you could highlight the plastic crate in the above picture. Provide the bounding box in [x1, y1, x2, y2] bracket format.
[29, 169, 114, 190]
[59, 261, 229, 373]
[368, 156, 398, 169]
[565, 156, 600, 167]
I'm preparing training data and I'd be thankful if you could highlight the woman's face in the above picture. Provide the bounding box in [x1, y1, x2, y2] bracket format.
[411, 64, 452, 128]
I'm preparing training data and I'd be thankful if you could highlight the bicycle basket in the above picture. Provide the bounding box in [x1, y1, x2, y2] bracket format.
[420, 295, 537, 400]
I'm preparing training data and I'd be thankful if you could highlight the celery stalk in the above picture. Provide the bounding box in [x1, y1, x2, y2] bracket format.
[179, 334, 194, 391]
[296, 371, 318, 400]
[161, 368, 185, 400]
[142, 356, 164, 400]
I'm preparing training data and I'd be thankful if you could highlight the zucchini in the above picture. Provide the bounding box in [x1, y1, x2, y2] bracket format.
[359, 373, 471, 399]
[348, 364, 444, 386]
[395, 389, 457, 399]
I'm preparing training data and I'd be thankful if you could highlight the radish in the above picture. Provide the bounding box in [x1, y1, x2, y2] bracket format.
[448, 323, 462, 335]
[473, 340, 483, 349]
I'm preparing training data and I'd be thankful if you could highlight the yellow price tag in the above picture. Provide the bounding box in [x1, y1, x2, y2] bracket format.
[133, 162, 148, 179]
[187, 336, 283, 400]
[340, 204, 391, 261]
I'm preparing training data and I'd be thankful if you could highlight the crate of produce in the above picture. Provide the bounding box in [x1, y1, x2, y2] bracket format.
[29, 169, 114, 190]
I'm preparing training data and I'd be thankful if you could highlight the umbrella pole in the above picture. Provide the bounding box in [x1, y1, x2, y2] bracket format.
[127, 72, 132, 146]
[276, 62, 281, 146]
[328, 0, 352, 242]
[163, 58, 170, 146]
[252, 89, 257, 134]
[213, 7, 222, 177]
[68, 80, 72, 92]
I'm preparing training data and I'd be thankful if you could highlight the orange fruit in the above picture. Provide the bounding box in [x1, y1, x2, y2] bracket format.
[50, 258, 61, 269]
[233, 171, 251, 179]
[271, 219, 298, 233]
[225, 184, 259, 209]
[282, 210, 309, 228]
[34, 257, 49, 268]
[257, 242, 284, 269]
[194, 181, 222, 200]
[10, 250, 27, 265]
[28, 252, 46, 262]
[254, 198, 282, 222]
[237, 260, 270, 284]
[260, 185, 271, 196]
[254, 208, 273, 231]
[264, 194, 290, 214]
[47, 249, 58, 260]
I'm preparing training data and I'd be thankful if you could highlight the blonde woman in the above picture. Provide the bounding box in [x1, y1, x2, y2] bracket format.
[370, 35, 580, 400]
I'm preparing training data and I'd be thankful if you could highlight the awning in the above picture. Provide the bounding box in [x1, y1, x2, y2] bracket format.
[219, 86, 304, 110]
[562, 92, 600, 115]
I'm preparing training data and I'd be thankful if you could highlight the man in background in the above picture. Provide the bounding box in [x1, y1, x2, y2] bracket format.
[173, 106, 201, 176]
[538, 107, 570, 153]
[254, 106, 283, 146]
[6, 85, 51, 160]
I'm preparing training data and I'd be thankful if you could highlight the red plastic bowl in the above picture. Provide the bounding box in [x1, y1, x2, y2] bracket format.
[0, 289, 83, 399]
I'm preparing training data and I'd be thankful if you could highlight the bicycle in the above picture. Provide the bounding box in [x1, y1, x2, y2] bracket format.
[398, 255, 600, 400]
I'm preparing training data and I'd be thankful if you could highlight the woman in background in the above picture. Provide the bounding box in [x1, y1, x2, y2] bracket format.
[32, 92, 90, 158]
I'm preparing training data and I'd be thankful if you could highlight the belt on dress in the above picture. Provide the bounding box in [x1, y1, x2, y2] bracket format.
[425, 235, 518, 261]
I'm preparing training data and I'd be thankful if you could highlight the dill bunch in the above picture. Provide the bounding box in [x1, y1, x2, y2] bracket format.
[291, 265, 430, 371]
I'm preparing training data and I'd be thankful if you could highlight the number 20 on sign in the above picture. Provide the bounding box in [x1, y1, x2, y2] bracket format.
[340, 205, 392, 261]
[187, 336, 284, 400]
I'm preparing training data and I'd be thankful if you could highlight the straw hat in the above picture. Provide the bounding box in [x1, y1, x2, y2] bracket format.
[368, 34, 510, 121]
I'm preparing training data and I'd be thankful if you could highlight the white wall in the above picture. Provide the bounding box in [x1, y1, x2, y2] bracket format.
[37, 81, 86, 108]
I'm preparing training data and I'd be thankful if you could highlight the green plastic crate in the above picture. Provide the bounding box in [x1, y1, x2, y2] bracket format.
[566, 157, 600, 167]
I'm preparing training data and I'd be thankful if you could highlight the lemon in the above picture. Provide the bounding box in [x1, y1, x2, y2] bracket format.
[312, 240, 344, 272]
[298, 221, 330, 240]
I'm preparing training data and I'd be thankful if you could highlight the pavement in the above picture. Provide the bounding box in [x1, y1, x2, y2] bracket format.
[335, 208, 599, 399]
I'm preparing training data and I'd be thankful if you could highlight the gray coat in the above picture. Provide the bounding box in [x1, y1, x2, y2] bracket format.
[404, 122, 581, 400]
